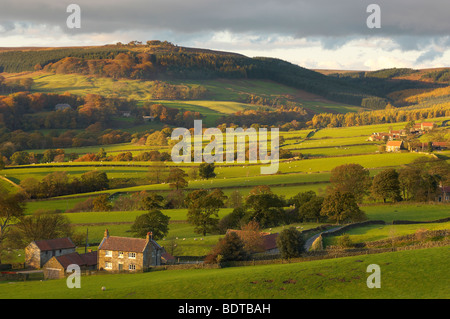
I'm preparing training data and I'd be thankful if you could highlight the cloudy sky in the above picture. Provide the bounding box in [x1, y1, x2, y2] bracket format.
[1, 0, 449, 70]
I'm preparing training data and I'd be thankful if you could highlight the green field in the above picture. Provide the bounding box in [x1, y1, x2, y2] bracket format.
[1, 247, 448, 299]
[325, 222, 450, 246]
[28, 73, 360, 128]
[363, 204, 450, 223]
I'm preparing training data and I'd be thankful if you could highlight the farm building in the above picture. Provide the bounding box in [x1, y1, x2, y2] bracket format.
[226, 230, 280, 255]
[97, 229, 162, 272]
[43, 251, 97, 279]
[386, 140, 404, 152]
[436, 186, 450, 203]
[142, 115, 155, 122]
[413, 122, 435, 131]
[55, 103, 72, 111]
[432, 142, 450, 151]
[161, 252, 176, 264]
[25, 237, 76, 269]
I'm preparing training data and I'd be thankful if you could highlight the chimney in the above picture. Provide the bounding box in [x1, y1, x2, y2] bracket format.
[104, 229, 109, 238]
[146, 232, 153, 242]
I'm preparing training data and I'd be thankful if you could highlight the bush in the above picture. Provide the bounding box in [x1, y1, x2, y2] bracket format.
[337, 234, 353, 248]
[204, 232, 248, 264]
[276, 227, 305, 259]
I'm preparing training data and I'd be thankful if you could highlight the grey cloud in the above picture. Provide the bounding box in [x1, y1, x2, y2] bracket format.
[416, 49, 444, 63]
[1, 0, 450, 53]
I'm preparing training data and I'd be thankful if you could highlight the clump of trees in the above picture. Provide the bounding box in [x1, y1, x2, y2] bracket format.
[131, 209, 170, 240]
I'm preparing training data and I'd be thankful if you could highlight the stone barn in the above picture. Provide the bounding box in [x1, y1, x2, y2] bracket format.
[43, 251, 98, 279]
[25, 238, 76, 269]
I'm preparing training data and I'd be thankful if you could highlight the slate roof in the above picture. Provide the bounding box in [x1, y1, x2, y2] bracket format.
[34, 238, 76, 251]
[226, 230, 279, 252]
[261, 233, 279, 251]
[54, 251, 97, 269]
[98, 236, 148, 253]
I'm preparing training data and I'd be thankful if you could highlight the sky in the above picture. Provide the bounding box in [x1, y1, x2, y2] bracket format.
[1, 0, 449, 71]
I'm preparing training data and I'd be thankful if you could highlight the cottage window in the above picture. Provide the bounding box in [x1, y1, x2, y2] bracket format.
[128, 252, 136, 259]
[129, 264, 136, 270]
[105, 262, 112, 269]
[118, 251, 124, 258]
[105, 250, 112, 257]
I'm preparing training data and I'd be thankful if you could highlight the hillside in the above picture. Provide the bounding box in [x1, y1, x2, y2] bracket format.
[0, 42, 388, 108]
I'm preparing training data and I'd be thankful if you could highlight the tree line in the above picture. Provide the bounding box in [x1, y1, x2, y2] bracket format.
[19, 170, 109, 199]
[308, 105, 450, 129]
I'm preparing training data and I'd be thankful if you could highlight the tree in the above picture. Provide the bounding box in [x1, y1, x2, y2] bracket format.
[371, 169, 402, 203]
[218, 207, 246, 234]
[165, 190, 185, 209]
[92, 194, 112, 212]
[245, 189, 285, 228]
[97, 148, 107, 160]
[238, 221, 265, 254]
[166, 167, 188, 190]
[10, 151, 30, 165]
[329, 163, 371, 202]
[226, 190, 243, 209]
[276, 227, 305, 259]
[320, 191, 366, 224]
[7, 213, 73, 249]
[298, 196, 325, 223]
[145, 131, 168, 146]
[199, 163, 216, 180]
[0, 191, 26, 262]
[148, 162, 169, 184]
[186, 189, 226, 236]
[130, 209, 170, 240]
[204, 231, 248, 264]
[80, 171, 109, 192]
[140, 192, 164, 210]
[288, 190, 316, 214]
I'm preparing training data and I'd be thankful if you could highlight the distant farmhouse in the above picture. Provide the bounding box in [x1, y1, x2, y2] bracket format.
[55, 103, 72, 111]
[436, 186, 450, 203]
[142, 115, 155, 122]
[43, 251, 97, 279]
[97, 229, 163, 272]
[414, 122, 435, 131]
[25, 237, 76, 269]
[386, 140, 404, 152]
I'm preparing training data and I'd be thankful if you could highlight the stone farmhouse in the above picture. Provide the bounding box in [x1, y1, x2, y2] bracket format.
[386, 140, 404, 152]
[25, 237, 76, 269]
[97, 229, 162, 272]
[43, 251, 97, 279]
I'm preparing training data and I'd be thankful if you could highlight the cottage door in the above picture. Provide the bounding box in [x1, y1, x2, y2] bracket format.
[118, 263, 123, 271]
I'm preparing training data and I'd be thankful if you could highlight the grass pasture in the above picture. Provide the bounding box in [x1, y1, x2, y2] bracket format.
[324, 222, 450, 246]
[0, 246, 448, 299]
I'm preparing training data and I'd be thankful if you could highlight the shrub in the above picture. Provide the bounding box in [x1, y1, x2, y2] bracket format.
[337, 234, 353, 248]
[276, 227, 305, 259]
[204, 232, 248, 264]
